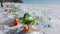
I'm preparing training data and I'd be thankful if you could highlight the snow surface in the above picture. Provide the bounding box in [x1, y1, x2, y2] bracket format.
[0, 3, 60, 34]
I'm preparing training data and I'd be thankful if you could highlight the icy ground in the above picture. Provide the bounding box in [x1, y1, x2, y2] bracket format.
[0, 3, 60, 34]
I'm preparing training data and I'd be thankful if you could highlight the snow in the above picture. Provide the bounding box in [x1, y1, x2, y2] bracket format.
[0, 3, 60, 34]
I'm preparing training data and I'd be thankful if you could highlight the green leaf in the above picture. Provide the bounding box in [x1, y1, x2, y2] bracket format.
[20, 13, 38, 26]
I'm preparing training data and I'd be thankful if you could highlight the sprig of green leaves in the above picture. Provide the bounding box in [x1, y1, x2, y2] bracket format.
[20, 13, 38, 26]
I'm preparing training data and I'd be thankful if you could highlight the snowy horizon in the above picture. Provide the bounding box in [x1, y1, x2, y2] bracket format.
[22, 0, 60, 4]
